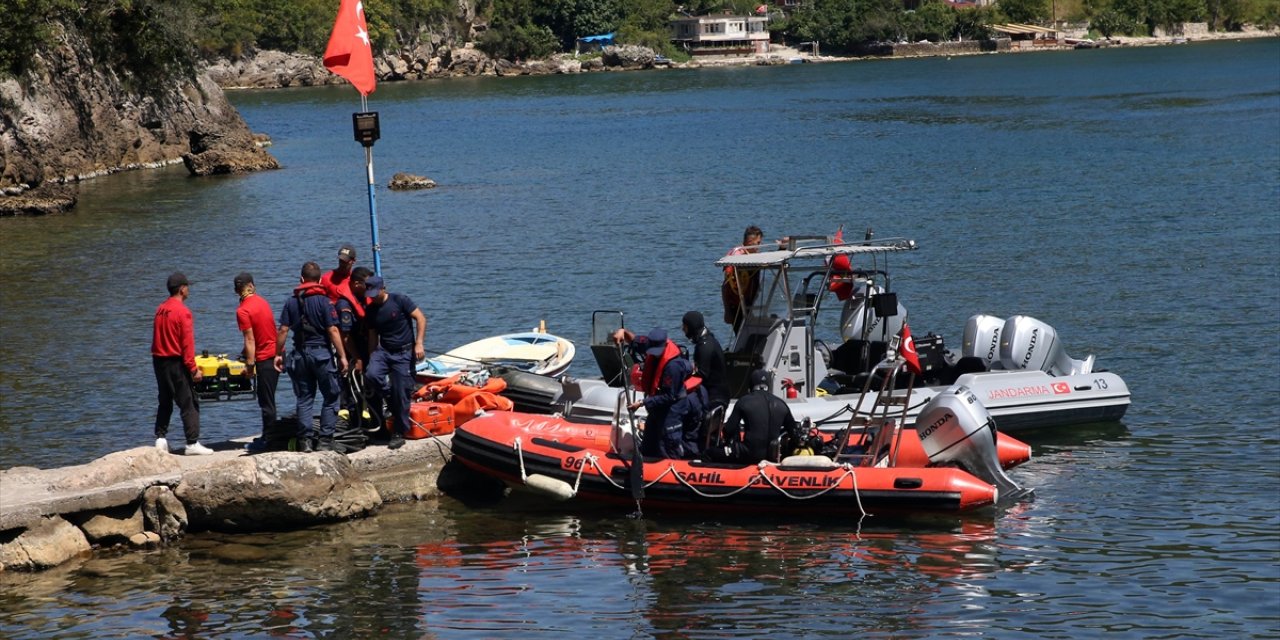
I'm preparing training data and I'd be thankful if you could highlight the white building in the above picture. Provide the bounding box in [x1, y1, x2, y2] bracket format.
[670, 13, 770, 55]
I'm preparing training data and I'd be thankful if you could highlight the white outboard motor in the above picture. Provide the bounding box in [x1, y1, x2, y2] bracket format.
[961, 314, 1005, 368]
[916, 385, 1027, 501]
[998, 315, 1094, 376]
[839, 282, 906, 343]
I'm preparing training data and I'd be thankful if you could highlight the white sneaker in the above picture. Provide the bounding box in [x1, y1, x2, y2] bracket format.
[185, 442, 214, 456]
[155, 438, 169, 453]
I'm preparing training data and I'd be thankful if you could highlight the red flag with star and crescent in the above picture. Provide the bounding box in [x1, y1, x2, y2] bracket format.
[323, 0, 376, 96]
[899, 323, 923, 375]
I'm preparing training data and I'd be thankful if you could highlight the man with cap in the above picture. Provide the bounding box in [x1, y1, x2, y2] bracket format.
[323, 244, 368, 433]
[322, 243, 363, 319]
[233, 272, 279, 446]
[719, 369, 797, 464]
[274, 262, 349, 452]
[363, 275, 427, 450]
[612, 326, 702, 459]
[152, 272, 212, 455]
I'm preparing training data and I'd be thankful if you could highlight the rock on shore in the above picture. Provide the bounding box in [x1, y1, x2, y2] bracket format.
[0, 26, 278, 216]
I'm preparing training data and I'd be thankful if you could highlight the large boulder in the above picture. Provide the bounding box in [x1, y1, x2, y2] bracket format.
[67, 503, 144, 546]
[142, 485, 188, 541]
[182, 126, 281, 176]
[602, 45, 656, 70]
[0, 516, 92, 572]
[174, 452, 381, 532]
[388, 172, 437, 190]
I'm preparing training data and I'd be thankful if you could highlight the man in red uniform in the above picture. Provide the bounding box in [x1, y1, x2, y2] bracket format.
[152, 272, 212, 455]
[234, 272, 279, 444]
[322, 243, 363, 318]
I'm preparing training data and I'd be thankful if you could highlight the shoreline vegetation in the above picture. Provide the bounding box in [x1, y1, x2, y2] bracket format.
[0, 0, 1276, 216]
[208, 27, 1280, 91]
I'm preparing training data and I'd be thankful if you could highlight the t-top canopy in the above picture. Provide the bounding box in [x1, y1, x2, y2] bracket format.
[716, 238, 917, 268]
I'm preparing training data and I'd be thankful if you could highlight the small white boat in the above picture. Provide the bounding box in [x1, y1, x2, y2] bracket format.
[416, 330, 576, 381]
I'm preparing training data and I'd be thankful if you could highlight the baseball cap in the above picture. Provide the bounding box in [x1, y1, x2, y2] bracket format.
[338, 244, 357, 262]
[364, 275, 384, 298]
[645, 328, 668, 356]
[167, 272, 189, 293]
[233, 271, 254, 292]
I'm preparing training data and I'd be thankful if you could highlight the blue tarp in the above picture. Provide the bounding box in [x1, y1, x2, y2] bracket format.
[577, 33, 616, 44]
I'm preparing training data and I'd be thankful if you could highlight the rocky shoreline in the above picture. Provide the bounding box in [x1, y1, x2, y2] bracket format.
[0, 435, 461, 573]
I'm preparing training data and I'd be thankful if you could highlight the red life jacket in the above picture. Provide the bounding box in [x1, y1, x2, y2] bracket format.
[321, 269, 365, 318]
[294, 281, 327, 298]
[639, 340, 703, 395]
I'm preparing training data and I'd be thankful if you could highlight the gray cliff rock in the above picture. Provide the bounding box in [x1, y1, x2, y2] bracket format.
[0, 25, 278, 215]
[174, 452, 382, 532]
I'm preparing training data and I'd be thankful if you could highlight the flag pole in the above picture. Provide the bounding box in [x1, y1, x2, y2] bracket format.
[351, 99, 383, 276]
[360, 95, 383, 276]
[324, 0, 381, 273]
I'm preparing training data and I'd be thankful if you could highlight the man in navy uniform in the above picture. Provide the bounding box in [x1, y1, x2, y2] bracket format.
[363, 275, 426, 450]
[274, 262, 349, 452]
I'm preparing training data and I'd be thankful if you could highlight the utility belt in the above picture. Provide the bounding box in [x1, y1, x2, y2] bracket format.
[381, 343, 412, 354]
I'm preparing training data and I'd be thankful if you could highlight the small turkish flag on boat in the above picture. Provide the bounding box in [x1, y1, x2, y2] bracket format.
[323, 0, 377, 95]
[899, 323, 923, 375]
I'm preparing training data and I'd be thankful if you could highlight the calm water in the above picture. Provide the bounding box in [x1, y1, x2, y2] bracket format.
[1, 39, 1278, 638]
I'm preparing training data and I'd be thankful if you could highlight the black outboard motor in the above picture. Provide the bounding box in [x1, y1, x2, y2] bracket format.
[916, 385, 1030, 502]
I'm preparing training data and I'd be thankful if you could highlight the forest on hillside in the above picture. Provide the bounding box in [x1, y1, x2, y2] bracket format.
[3, 0, 1277, 81]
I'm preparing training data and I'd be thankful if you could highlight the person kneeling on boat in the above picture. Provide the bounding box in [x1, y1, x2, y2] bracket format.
[613, 327, 706, 460]
[715, 369, 797, 464]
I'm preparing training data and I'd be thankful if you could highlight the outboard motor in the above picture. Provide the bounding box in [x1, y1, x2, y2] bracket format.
[961, 314, 1005, 368]
[998, 315, 1093, 376]
[916, 385, 1028, 502]
[839, 282, 907, 343]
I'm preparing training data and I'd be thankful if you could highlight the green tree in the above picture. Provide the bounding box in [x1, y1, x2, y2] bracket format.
[998, 0, 1051, 22]
[910, 0, 959, 41]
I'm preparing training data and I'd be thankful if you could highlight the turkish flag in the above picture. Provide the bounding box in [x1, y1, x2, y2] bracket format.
[899, 323, 923, 375]
[323, 0, 377, 96]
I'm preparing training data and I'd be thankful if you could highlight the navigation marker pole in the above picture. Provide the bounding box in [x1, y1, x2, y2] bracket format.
[352, 104, 383, 276]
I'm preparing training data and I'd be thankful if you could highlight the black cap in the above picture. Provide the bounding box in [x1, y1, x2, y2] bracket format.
[167, 272, 189, 295]
[338, 244, 357, 262]
[233, 272, 254, 293]
[750, 369, 769, 388]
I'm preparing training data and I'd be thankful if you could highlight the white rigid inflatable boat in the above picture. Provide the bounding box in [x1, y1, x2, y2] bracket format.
[552, 233, 1129, 434]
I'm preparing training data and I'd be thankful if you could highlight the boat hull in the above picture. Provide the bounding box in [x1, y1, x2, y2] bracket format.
[561, 369, 1129, 434]
[452, 412, 1010, 515]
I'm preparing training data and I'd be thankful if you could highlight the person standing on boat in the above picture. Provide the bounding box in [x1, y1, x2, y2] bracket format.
[721, 225, 764, 332]
[233, 272, 279, 447]
[363, 275, 427, 451]
[152, 272, 212, 455]
[719, 369, 797, 464]
[613, 327, 703, 459]
[274, 262, 349, 453]
[682, 310, 729, 412]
